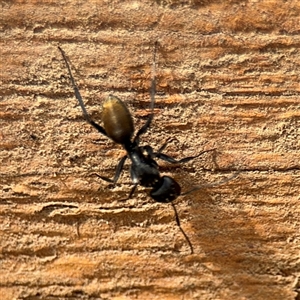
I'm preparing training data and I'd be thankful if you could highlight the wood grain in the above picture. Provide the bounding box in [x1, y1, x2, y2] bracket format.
[1, 1, 300, 299]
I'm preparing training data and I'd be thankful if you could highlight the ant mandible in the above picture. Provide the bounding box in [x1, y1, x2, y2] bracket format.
[58, 44, 237, 254]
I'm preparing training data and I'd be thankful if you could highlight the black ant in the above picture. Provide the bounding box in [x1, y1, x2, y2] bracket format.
[58, 44, 238, 254]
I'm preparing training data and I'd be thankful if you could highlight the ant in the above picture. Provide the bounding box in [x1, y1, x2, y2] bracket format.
[58, 44, 238, 254]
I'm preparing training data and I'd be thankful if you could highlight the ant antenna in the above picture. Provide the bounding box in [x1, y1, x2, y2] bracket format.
[175, 171, 239, 253]
[171, 202, 194, 254]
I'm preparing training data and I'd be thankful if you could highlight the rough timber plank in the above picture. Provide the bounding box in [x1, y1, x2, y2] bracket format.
[0, 1, 300, 299]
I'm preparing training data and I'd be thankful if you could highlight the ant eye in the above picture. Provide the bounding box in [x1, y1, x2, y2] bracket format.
[150, 176, 181, 203]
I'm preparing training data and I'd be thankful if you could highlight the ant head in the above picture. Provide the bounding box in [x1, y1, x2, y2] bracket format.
[150, 176, 181, 203]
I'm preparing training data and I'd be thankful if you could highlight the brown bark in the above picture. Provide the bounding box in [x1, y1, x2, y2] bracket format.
[1, 1, 300, 299]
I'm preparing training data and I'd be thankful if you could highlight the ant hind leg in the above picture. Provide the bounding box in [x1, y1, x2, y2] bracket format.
[58, 46, 108, 138]
[133, 42, 158, 144]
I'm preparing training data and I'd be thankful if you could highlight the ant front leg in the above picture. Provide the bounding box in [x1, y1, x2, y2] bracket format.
[127, 184, 138, 199]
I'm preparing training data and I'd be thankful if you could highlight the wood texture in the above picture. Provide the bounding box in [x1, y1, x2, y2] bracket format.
[1, 1, 300, 299]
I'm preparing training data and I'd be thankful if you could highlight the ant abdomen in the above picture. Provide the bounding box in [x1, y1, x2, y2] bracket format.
[102, 95, 134, 144]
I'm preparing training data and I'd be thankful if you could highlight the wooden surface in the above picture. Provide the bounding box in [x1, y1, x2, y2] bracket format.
[1, 1, 300, 299]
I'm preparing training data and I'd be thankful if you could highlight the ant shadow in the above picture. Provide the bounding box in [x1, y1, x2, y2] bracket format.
[176, 167, 282, 297]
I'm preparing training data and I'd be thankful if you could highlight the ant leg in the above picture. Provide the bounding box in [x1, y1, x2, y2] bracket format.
[133, 42, 158, 144]
[128, 184, 138, 199]
[142, 139, 215, 164]
[171, 202, 194, 254]
[92, 155, 127, 184]
[156, 137, 177, 153]
[154, 148, 216, 164]
[181, 171, 240, 195]
[58, 46, 108, 137]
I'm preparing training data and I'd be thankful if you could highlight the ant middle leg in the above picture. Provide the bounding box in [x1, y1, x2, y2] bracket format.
[154, 148, 216, 164]
[92, 155, 127, 185]
[142, 140, 216, 165]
